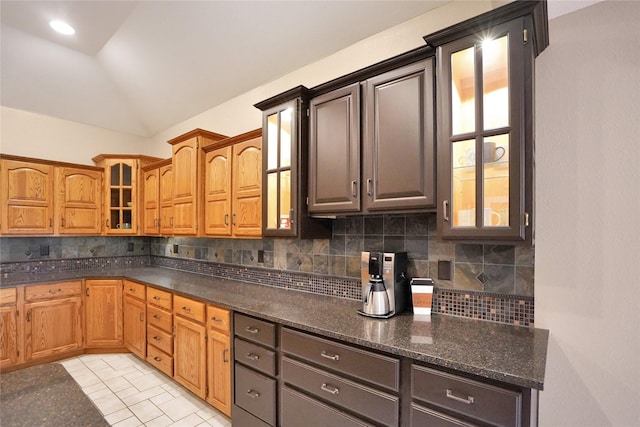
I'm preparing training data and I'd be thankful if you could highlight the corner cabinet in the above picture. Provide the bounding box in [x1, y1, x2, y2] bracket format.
[308, 58, 436, 215]
[255, 86, 332, 239]
[426, 1, 548, 243]
[141, 158, 172, 235]
[93, 155, 162, 235]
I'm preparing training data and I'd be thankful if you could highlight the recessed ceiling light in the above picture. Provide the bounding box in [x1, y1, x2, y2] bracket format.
[49, 20, 75, 36]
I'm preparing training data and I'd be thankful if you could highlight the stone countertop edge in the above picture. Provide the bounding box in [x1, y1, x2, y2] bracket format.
[0, 267, 548, 390]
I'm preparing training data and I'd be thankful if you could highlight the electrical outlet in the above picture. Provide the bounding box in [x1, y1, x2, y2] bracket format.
[173, 244, 179, 254]
[40, 245, 49, 256]
[127, 242, 134, 252]
[438, 260, 452, 280]
[257, 250, 264, 263]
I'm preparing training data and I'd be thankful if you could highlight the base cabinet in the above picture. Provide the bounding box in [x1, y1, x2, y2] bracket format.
[173, 295, 207, 399]
[123, 280, 146, 358]
[84, 279, 123, 349]
[0, 288, 19, 369]
[24, 281, 83, 361]
[206, 305, 232, 417]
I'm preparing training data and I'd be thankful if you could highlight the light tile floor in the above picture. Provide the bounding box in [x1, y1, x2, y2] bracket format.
[59, 353, 232, 427]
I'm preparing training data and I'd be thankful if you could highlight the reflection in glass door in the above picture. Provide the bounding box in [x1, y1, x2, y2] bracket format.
[448, 33, 511, 230]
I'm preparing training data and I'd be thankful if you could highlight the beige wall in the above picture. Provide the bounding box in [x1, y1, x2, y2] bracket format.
[0, 106, 162, 165]
[535, 1, 640, 425]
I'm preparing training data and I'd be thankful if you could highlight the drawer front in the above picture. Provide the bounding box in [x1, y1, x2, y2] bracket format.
[123, 280, 145, 299]
[234, 338, 276, 376]
[148, 324, 173, 355]
[411, 403, 477, 427]
[25, 281, 81, 301]
[147, 287, 172, 311]
[282, 357, 399, 427]
[281, 327, 399, 391]
[412, 365, 522, 427]
[235, 363, 276, 426]
[234, 313, 276, 349]
[281, 386, 374, 427]
[147, 345, 173, 377]
[207, 305, 230, 333]
[0, 287, 17, 305]
[233, 405, 272, 427]
[147, 305, 172, 332]
[174, 295, 205, 323]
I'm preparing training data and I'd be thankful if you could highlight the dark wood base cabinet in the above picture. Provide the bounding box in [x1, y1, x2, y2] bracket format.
[232, 314, 538, 427]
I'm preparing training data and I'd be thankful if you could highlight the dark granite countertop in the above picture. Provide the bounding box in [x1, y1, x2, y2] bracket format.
[1, 267, 548, 390]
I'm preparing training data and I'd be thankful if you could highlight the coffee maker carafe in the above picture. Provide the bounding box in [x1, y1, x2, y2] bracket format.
[358, 251, 408, 319]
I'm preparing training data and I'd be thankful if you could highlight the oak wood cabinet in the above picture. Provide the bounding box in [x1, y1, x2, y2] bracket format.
[255, 87, 332, 239]
[123, 280, 146, 359]
[84, 279, 123, 349]
[203, 129, 262, 238]
[0, 288, 19, 369]
[0, 158, 55, 235]
[308, 58, 436, 215]
[173, 294, 207, 398]
[206, 305, 232, 416]
[93, 154, 162, 235]
[167, 129, 227, 236]
[146, 286, 174, 376]
[56, 166, 103, 235]
[23, 281, 83, 362]
[141, 158, 172, 235]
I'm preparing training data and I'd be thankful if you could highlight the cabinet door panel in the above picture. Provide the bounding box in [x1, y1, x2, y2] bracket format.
[123, 294, 146, 358]
[24, 296, 83, 360]
[85, 279, 123, 348]
[207, 329, 231, 416]
[363, 59, 436, 212]
[0, 303, 18, 368]
[204, 147, 232, 236]
[159, 165, 174, 235]
[57, 167, 102, 234]
[309, 83, 361, 214]
[173, 316, 206, 398]
[232, 139, 262, 237]
[172, 139, 198, 235]
[143, 168, 160, 235]
[1, 160, 55, 235]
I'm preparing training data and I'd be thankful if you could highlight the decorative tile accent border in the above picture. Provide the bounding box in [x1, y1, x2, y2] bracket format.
[150, 256, 362, 300]
[432, 288, 535, 327]
[0, 255, 150, 276]
[0, 254, 534, 326]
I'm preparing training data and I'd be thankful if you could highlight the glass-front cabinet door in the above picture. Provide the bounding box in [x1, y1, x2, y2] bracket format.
[436, 17, 533, 242]
[106, 160, 135, 234]
[262, 99, 297, 236]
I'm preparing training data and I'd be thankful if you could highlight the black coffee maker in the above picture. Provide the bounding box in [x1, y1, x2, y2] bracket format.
[358, 252, 408, 318]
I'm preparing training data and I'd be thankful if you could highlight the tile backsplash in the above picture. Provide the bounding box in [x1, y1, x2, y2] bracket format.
[0, 213, 534, 297]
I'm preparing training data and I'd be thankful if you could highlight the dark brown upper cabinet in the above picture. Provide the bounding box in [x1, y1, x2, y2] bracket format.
[308, 59, 436, 216]
[254, 86, 332, 239]
[425, 0, 548, 243]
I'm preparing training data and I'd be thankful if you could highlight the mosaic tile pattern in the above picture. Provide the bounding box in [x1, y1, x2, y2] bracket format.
[0, 255, 149, 275]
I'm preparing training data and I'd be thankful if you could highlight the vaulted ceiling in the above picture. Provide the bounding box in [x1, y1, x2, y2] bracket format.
[0, 1, 601, 138]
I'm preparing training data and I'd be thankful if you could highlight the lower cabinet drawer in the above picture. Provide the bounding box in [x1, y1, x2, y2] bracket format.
[234, 313, 276, 349]
[147, 345, 173, 377]
[147, 324, 173, 355]
[410, 403, 477, 427]
[281, 386, 375, 427]
[412, 365, 522, 427]
[147, 305, 172, 332]
[281, 357, 399, 427]
[235, 364, 276, 426]
[233, 405, 272, 427]
[234, 338, 276, 376]
[281, 327, 399, 391]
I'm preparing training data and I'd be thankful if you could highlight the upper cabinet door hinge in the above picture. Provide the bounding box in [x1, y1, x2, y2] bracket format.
[523, 28, 528, 44]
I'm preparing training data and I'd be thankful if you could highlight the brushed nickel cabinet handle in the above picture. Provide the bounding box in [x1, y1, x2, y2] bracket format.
[321, 383, 339, 395]
[351, 180, 358, 198]
[246, 390, 260, 399]
[245, 326, 259, 334]
[443, 200, 450, 222]
[320, 350, 339, 361]
[366, 179, 373, 197]
[245, 353, 260, 361]
[446, 389, 474, 404]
